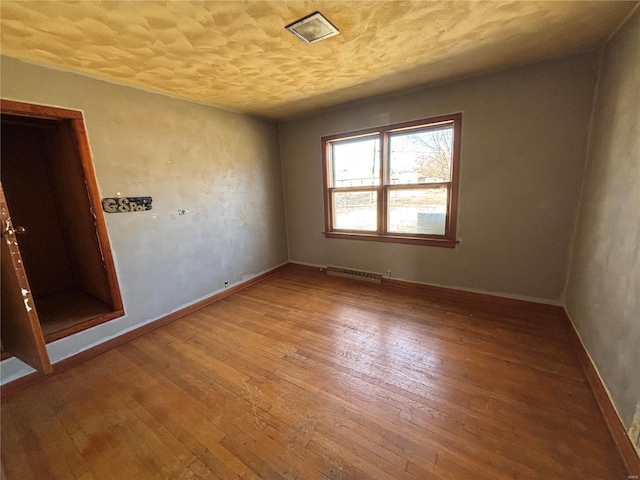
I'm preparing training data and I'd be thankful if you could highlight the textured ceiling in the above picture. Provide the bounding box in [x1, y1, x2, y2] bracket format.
[1, 1, 636, 119]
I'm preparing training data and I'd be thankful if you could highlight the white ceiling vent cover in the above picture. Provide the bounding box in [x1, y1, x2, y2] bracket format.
[285, 11, 339, 44]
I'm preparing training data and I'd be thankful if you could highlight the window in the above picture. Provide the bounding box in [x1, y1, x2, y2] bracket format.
[322, 113, 461, 247]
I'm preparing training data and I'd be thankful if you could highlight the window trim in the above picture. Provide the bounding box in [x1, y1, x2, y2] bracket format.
[322, 113, 461, 248]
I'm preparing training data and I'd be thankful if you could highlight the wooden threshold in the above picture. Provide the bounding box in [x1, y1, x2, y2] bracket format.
[0, 264, 287, 398]
[564, 309, 640, 475]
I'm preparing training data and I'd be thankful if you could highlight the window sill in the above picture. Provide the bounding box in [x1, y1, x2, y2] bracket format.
[323, 231, 457, 248]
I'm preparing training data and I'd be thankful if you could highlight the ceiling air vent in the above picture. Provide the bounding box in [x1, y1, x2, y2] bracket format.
[285, 11, 339, 44]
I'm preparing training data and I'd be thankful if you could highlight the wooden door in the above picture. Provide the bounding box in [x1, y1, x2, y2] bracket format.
[0, 185, 52, 374]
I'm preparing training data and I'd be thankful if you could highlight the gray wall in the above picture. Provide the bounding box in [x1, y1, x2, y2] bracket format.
[1, 56, 289, 383]
[280, 53, 599, 302]
[565, 9, 640, 430]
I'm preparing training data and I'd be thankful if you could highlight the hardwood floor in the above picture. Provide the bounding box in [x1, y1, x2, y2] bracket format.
[0, 264, 627, 479]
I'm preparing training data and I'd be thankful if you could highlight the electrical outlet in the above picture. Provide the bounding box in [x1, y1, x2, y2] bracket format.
[224, 281, 229, 288]
[386, 270, 391, 278]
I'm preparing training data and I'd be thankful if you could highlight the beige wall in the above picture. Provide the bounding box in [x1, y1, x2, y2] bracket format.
[280, 53, 599, 302]
[1, 56, 289, 383]
[566, 9, 640, 430]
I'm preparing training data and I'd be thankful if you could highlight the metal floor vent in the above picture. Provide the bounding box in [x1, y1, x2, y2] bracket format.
[326, 266, 382, 283]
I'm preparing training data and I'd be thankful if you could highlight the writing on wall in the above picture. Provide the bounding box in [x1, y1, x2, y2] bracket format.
[102, 197, 152, 213]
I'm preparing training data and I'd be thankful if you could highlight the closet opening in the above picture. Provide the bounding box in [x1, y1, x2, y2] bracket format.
[1, 101, 123, 370]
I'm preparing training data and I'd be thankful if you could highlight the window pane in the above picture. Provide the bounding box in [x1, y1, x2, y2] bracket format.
[387, 187, 447, 235]
[389, 127, 453, 184]
[333, 191, 377, 231]
[331, 137, 380, 187]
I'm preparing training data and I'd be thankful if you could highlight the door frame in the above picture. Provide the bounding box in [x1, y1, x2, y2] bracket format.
[1, 99, 124, 344]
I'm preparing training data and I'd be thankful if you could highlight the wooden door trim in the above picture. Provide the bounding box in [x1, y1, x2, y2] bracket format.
[69, 116, 123, 311]
[1, 100, 83, 120]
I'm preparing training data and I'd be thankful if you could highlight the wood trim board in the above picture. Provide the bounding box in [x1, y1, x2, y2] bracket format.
[0, 100, 83, 120]
[380, 276, 563, 314]
[563, 309, 640, 476]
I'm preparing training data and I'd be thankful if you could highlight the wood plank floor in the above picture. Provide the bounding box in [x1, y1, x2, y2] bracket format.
[1, 264, 627, 479]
